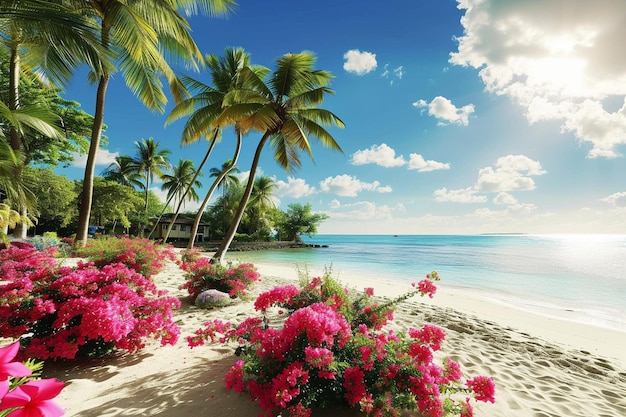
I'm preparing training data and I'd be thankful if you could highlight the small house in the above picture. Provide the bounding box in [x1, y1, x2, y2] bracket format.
[150, 214, 209, 243]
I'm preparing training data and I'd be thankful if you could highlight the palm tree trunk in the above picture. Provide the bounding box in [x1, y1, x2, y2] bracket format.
[212, 132, 269, 264]
[162, 129, 219, 242]
[187, 132, 241, 249]
[8, 44, 28, 240]
[76, 74, 109, 247]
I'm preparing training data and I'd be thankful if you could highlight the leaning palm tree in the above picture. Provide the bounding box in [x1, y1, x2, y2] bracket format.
[74, 0, 236, 247]
[164, 47, 265, 244]
[211, 52, 345, 264]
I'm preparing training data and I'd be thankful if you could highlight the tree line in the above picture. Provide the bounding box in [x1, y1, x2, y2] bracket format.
[0, 1, 344, 262]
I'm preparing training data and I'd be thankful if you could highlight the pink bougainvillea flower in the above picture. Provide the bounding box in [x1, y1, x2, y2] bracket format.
[0, 378, 65, 417]
[0, 342, 32, 380]
[467, 376, 496, 403]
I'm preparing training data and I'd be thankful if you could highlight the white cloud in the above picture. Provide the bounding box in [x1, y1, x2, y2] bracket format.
[329, 199, 341, 209]
[319, 174, 390, 197]
[450, 0, 626, 158]
[326, 200, 405, 221]
[414, 96, 475, 126]
[343, 49, 377, 75]
[493, 192, 518, 205]
[72, 149, 119, 168]
[435, 155, 545, 203]
[394, 66, 404, 79]
[407, 154, 450, 172]
[275, 176, 316, 198]
[601, 191, 626, 207]
[351, 143, 405, 167]
[412, 99, 427, 108]
[434, 187, 487, 203]
[476, 155, 547, 193]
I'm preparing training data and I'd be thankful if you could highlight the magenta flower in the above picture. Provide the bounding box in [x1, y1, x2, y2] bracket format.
[0, 379, 65, 417]
[0, 342, 32, 381]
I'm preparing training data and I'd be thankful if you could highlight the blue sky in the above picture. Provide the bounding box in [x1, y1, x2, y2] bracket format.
[59, 0, 626, 234]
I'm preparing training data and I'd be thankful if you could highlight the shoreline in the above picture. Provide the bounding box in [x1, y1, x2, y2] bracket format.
[47, 254, 626, 417]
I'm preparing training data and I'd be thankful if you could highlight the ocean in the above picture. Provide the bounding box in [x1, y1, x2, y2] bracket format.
[226, 234, 626, 332]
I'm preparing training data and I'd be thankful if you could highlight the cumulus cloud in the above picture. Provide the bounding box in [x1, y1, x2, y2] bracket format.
[476, 155, 547, 193]
[493, 192, 518, 205]
[72, 149, 119, 168]
[407, 154, 450, 172]
[351, 143, 405, 167]
[413, 96, 475, 126]
[343, 49, 377, 75]
[434, 154, 545, 203]
[326, 200, 405, 221]
[450, 0, 626, 158]
[434, 187, 487, 203]
[275, 176, 316, 198]
[319, 174, 391, 197]
[601, 191, 626, 207]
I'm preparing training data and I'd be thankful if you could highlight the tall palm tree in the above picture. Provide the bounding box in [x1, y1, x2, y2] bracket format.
[211, 52, 345, 264]
[1, 0, 104, 238]
[164, 47, 265, 244]
[131, 137, 171, 214]
[74, 0, 236, 247]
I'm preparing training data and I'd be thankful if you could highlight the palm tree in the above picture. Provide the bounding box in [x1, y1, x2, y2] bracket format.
[250, 175, 277, 212]
[146, 158, 202, 239]
[1, 0, 104, 238]
[74, 0, 236, 247]
[210, 159, 241, 195]
[162, 159, 203, 211]
[244, 175, 277, 238]
[101, 155, 143, 189]
[131, 137, 171, 215]
[211, 52, 345, 264]
[0, 140, 35, 240]
[164, 47, 265, 244]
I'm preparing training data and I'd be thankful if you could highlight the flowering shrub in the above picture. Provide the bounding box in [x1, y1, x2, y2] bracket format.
[0, 244, 180, 361]
[74, 237, 174, 278]
[179, 253, 260, 301]
[189, 271, 495, 417]
[0, 342, 65, 417]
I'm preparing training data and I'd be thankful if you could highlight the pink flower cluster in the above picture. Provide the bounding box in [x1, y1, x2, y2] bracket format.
[0, 342, 65, 417]
[74, 237, 175, 278]
[0, 245, 181, 361]
[179, 253, 260, 301]
[189, 271, 495, 417]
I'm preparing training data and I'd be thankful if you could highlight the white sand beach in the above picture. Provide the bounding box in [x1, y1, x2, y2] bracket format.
[46, 254, 626, 417]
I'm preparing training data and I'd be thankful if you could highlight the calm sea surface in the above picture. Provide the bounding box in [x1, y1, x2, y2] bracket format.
[227, 234, 626, 331]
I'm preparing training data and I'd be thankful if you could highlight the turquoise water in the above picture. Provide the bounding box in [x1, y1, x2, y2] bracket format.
[227, 234, 626, 331]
